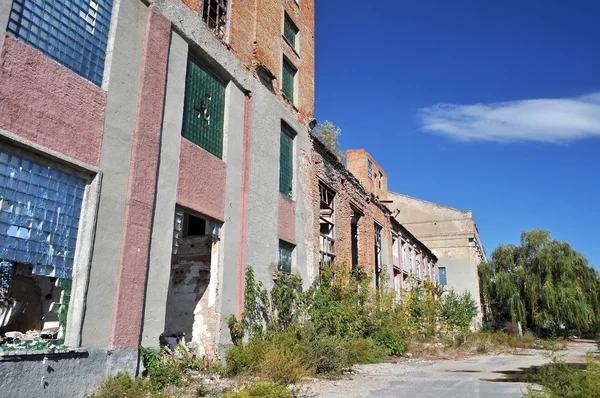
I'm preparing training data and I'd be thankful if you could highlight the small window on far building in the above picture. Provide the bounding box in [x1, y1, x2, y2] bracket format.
[278, 240, 294, 273]
[439, 267, 447, 286]
[367, 159, 373, 179]
[283, 13, 299, 50]
[282, 57, 297, 103]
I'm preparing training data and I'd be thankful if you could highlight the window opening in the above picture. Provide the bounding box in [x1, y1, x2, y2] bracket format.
[182, 54, 227, 159]
[351, 211, 360, 270]
[278, 241, 294, 273]
[279, 124, 294, 198]
[0, 149, 86, 351]
[202, 0, 228, 39]
[367, 159, 373, 179]
[185, 214, 207, 237]
[319, 183, 335, 268]
[7, 0, 115, 86]
[282, 57, 297, 102]
[374, 223, 382, 288]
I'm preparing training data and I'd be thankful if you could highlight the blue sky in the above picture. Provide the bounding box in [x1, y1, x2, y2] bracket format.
[314, 1, 600, 268]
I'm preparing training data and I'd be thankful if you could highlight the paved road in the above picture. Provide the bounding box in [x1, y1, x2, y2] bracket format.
[306, 340, 597, 398]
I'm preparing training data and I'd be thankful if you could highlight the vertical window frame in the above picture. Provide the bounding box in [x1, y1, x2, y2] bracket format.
[281, 56, 297, 104]
[283, 12, 299, 51]
[279, 123, 295, 198]
[278, 240, 294, 273]
[181, 54, 227, 159]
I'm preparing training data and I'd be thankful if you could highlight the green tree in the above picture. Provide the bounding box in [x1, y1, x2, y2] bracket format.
[312, 121, 344, 162]
[438, 289, 478, 335]
[479, 230, 600, 336]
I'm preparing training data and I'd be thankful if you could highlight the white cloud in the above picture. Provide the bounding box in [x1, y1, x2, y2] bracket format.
[419, 93, 600, 143]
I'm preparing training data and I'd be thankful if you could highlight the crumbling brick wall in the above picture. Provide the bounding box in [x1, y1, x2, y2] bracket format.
[311, 139, 393, 283]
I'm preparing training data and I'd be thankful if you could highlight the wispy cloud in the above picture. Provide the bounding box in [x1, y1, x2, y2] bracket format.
[419, 93, 600, 143]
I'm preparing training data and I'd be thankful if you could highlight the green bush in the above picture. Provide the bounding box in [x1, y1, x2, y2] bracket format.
[526, 352, 600, 397]
[222, 381, 296, 398]
[139, 346, 182, 391]
[88, 371, 150, 398]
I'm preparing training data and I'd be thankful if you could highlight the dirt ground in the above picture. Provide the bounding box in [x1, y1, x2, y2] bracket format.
[303, 340, 597, 398]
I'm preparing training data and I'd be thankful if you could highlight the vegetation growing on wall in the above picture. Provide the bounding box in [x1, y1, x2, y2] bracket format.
[312, 121, 344, 162]
[479, 229, 600, 336]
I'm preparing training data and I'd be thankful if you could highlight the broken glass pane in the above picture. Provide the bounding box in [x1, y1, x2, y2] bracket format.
[0, 150, 86, 279]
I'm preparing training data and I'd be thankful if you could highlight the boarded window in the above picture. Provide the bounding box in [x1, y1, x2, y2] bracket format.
[283, 13, 299, 49]
[182, 55, 227, 159]
[439, 267, 447, 286]
[319, 183, 335, 268]
[278, 240, 293, 273]
[7, 0, 114, 86]
[282, 57, 296, 102]
[279, 125, 294, 197]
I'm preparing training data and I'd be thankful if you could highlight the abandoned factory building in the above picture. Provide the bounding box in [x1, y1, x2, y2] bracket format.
[0, 0, 482, 396]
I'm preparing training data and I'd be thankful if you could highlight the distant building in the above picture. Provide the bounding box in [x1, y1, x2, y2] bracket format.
[311, 139, 436, 293]
[346, 149, 486, 318]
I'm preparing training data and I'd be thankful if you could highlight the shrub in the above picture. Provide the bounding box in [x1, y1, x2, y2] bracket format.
[525, 351, 600, 398]
[438, 289, 478, 337]
[139, 346, 182, 391]
[88, 371, 150, 398]
[259, 343, 313, 384]
[222, 381, 296, 398]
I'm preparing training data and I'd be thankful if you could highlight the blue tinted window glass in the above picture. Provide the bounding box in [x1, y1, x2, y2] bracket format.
[439, 267, 447, 286]
[0, 150, 86, 279]
[7, 0, 114, 86]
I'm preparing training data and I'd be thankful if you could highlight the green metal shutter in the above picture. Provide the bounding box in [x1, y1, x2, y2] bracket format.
[282, 58, 296, 101]
[279, 127, 294, 197]
[283, 15, 298, 48]
[182, 55, 226, 159]
[278, 240, 294, 273]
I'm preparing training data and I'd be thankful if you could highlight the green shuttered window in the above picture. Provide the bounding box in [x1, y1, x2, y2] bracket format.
[279, 125, 294, 197]
[278, 240, 294, 273]
[182, 55, 226, 159]
[282, 58, 296, 102]
[283, 14, 299, 49]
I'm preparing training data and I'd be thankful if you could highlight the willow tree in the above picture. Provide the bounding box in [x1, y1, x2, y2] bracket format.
[479, 230, 600, 336]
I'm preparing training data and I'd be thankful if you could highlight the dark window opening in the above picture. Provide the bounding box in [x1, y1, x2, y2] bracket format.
[202, 0, 228, 39]
[185, 214, 207, 236]
[319, 183, 335, 268]
[351, 211, 361, 270]
[374, 223, 382, 288]
[278, 241, 294, 273]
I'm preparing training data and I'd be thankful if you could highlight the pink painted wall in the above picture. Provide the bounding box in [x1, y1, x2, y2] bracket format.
[0, 35, 106, 167]
[177, 138, 227, 222]
[278, 194, 296, 243]
[109, 6, 171, 349]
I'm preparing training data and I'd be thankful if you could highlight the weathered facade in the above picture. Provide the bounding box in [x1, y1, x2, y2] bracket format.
[311, 139, 437, 293]
[345, 149, 486, 318]
[0, 0, 315, 395]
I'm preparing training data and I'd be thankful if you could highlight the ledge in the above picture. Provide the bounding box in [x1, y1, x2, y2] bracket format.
[0, 347, 87, 359]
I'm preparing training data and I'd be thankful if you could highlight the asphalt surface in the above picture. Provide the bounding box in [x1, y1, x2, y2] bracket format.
[306, 340, 597, 398]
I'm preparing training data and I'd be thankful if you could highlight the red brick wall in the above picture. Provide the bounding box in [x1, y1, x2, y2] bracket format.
[181, 0, 315, 126]
[347, 149, 389, 201]
[311, 141, 392, 281]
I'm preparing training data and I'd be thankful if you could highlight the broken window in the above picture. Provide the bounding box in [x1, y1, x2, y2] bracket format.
[202, 0, 228, 39]
[283, 13, 299, 50]
[351, 210, 360, 270]
[374, 223, 382, 288]
[0, 149, 86, 351]
[278, 240, 294, 273]
[319, 183, 335, 268]
[182, 54, 227, 159]
[279, 124, 295, 198]
[367, 159, 373, 179]
[281, 57, 297, 103]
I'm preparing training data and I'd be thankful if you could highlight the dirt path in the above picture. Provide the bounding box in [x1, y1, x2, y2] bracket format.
[304, 340, 597, 398]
